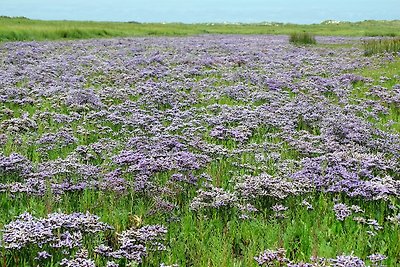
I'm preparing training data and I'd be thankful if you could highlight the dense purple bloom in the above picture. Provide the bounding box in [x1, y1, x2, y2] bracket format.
[1, 34, 398, 264]
[0, 153, 32, 177]
[235, 173, 310, 200]
[65, 89, 104, 109]
[2, 212, 112, 250]
[95, 224, 167, 264]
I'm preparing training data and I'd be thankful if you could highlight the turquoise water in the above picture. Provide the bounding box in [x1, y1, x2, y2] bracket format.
[1, 0, 399, 24]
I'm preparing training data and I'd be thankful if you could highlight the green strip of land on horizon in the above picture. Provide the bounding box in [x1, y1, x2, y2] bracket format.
[0, 17, 399, 42]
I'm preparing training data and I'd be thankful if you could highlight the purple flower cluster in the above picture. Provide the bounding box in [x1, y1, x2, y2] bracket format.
[190, 185, 238, 211]
[60, 249, 96, 267]
[209, 125, 252, 143]
[333, 203, 353, 221]
[2, 212, 112, 250]
[2, 210, 168, 265]
[0, 153, 32, 178]
[113, 135, 210, 177]
[368, 254, 387, 266]
[95, 224, 167, 264]
[254, 249, 386, 267]
[65, 89, 104, 110]
[37, 129, 78, 153]
[0, 114, 37, 133]
[235, 173, 310, 200]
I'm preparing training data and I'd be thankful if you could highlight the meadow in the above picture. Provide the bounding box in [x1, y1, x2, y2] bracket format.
[0, 31, 400, 266]
[0, 17, 400, 41]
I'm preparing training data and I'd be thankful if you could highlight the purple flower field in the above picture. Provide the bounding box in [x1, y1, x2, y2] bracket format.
[0, 35, 399, 266]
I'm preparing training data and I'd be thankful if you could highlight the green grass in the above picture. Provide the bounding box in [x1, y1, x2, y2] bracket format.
[1, 17, 400, 41]
[363, 37, 400, 56]
[2, 191, 399, 266]
[289, 32, 317, 45]
[352, 58, 400, 132]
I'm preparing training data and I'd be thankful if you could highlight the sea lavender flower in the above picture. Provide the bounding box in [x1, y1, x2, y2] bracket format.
[272, 204, 288, 219]
[387, 213, 400, 225]
[287, 263, 314, 267]
[353, 216, 367, 223]
[333, 203, 352, 221]
[0, 134, 7, 146]
[235, 173, 310, 200]
[367, 230, 377, 236]
[330, 253, 366, 267]
[160, 264, 179, 267]
[60, 248, 96, 267]
[0, 153, 32, 177]
[95, 224, 167, 263]
[2, 211, 112, 250]
[147, 197, 177, 216]
[309, 256, 329, 266]
[190, 186, 238, 211]
[106, 261, 119, 267]
[350, 205, 364, 213]
[366, 219, 383, 231]
[60, 257, 96, 267]
[368, 253, 387, 266]
[65, 88, 104, 110]
[301, 199, 314, 210]
[35, 250, 52, 260]
[254, 248, 288, 266]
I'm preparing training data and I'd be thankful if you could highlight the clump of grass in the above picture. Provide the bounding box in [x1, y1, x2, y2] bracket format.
[289, 32, 317, 45]
[363, 37, 400, 56]
[365, 32, 396, 37]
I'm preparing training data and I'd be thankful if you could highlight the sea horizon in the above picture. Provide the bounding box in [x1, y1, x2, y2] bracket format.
[1, 0, 399, 25]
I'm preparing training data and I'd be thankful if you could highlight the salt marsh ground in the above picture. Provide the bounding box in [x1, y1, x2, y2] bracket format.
[0, 30, 400, 266]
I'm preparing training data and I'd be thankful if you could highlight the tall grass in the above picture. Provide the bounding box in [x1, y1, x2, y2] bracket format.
[363, 37, 400, 56]
[289, 32, 317, 45]
[1, 17, 400, 42]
